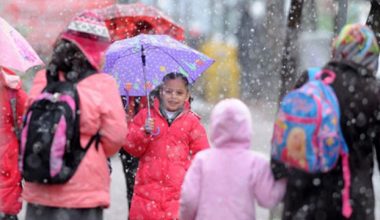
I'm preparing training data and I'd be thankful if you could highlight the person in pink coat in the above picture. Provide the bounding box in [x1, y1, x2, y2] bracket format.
[22, 31, 127, 220]
[0, 67, 27, 220]
[179, 98, 286, 220]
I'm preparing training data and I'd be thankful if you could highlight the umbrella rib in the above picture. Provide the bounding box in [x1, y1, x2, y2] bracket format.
[109, 49, 140, 67]
[108, 44, 196, 83]
[146, 45, 193, 76]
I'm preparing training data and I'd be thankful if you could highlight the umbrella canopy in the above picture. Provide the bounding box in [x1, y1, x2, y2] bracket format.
[95, 3, 185, 41]
[63, 3, 185, 70]
[0, 17, 43, 73]
[103, 34, 214, 97]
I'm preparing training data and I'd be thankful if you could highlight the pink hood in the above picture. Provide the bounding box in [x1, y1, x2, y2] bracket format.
[180, 99, 286, 220]
[210, 98, 252, 149]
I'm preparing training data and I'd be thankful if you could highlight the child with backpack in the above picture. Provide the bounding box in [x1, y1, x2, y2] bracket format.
[21, 30, 127, 220]
[124, 72, 209, 220]
[271, 24, 380, 220]
[0, 67, 27, 220]
[179, 98, 286, 220]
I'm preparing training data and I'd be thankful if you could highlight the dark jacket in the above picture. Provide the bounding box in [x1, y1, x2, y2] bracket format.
[271, 61, 380, 220]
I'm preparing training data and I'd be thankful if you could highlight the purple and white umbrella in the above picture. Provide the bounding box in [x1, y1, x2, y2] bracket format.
[103, 34, 214, 97]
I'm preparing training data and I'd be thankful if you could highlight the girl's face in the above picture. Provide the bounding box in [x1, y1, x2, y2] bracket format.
[160, 78, 189, 112]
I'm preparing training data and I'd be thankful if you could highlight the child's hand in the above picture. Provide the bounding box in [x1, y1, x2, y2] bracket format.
[144, 118, 155, 134]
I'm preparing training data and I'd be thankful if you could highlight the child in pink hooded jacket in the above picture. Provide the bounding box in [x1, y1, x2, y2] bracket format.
[180, 98, 286, 220]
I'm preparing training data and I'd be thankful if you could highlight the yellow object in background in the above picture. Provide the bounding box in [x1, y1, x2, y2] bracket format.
[199, 39, 240, 103]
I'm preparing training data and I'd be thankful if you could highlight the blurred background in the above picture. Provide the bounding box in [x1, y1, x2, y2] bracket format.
[0, 0, 372, 103]
[1, 1, 379, 219]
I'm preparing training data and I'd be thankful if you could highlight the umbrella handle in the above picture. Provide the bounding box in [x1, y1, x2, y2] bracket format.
[141, 44, 151, 120]
[147, 103, 151, 119]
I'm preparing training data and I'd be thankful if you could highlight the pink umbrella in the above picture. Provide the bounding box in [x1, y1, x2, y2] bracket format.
[0, 17, 43, 73]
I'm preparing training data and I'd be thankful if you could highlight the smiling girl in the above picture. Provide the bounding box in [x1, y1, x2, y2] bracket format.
[124, 72, 209, 220]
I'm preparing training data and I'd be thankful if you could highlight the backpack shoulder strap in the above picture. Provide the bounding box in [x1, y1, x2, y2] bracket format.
[312, 68, 352, 217]
[84, 132, 101, 151]
[307, 67, 322, 81]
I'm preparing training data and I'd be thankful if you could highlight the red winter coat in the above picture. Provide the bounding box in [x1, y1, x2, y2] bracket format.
[124, 98, 209, 220]
[0, 68, 27, 215]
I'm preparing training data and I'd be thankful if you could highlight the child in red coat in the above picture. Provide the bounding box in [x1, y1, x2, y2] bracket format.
[0, 67, 27, 220]
[124, 72, 209, 220]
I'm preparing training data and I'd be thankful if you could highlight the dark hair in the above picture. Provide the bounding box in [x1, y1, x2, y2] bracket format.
[162, 72, 190, 90]
[160, 72, 193, 103]
[47, 39, 96, 82]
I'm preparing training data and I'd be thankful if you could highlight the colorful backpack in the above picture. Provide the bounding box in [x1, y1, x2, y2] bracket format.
[20, 70, 99, 184]
[271, 68, 352, 217]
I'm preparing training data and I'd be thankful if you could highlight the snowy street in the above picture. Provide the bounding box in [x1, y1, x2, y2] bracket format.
[2, 1, 380, 219]
[16, 99, 380, 220]
[102, 98, 380, 220]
